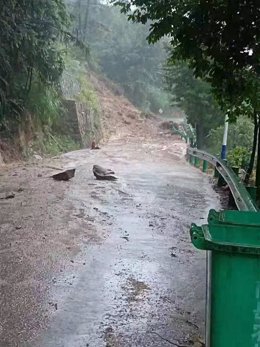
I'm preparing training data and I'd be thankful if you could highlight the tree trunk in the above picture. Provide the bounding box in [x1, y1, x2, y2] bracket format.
[83, 0, 91, 42]
[245, 111, 258, 185]
[195, 124, 204, 149]
[77, 0, 82, 40]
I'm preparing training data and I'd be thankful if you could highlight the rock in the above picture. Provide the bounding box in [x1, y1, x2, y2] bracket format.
[159, 120, 174, 130]
[0, 192, 15, 200]
[33, 154, 43, 160]
[48, 302, 58, 310]
[123, 118, 131, 125]
[93, 165, 117, 181]
[52, 169, 76, 181]
[91, 141, 101, 150]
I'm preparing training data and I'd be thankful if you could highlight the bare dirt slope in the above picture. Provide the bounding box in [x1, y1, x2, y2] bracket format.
[89, 73, 160, 142]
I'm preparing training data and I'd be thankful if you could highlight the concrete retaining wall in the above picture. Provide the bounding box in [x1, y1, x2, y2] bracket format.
[62, 99, 102, 148]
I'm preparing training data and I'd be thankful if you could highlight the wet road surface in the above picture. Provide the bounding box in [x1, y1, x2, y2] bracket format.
[28, 137, 219, 347]
[0, 135, 220, 347]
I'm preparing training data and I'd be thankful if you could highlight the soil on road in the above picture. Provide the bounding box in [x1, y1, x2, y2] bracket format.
[0, 131, 220, 347]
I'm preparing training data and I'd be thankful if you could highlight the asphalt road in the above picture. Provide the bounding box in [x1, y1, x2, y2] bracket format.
[0, 135, 220, 347]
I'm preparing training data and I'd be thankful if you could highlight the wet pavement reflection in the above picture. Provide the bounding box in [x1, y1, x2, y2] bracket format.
[29, 138, 219, 347]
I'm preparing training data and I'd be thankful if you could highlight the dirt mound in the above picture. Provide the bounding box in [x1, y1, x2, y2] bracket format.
[89, 73, 159, 141]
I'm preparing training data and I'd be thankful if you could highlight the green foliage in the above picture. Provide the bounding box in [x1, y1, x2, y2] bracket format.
[208, 116, 254, 169]
[113, 0, 259, 119]
[62, 49, 99, 111]
[24, 132, 80, 157]
[228, 147, 251, 169]
[27, 80, 63, 127]
[208, 116, 254, 155]
[41, 133, 80, 156]
[61, 49, 102, 146]
[76, 76, 100, 113]
[0, 0, 69, 122]
[114, 0, 260, 186]
[165, 62, 224, 148]
[68, 1, 173, 114]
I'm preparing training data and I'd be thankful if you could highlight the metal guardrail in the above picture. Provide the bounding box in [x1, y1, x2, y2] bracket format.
[187, 147, 258, 212]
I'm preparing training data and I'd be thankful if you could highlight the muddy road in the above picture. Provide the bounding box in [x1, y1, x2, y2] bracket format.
[0, 134, 220, 347]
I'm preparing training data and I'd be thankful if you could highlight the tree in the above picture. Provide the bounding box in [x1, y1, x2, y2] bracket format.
[114, 0, 260, 190]
[208, 116, 254, 158]
[68, 1, 172, 113]
[165, 62, 223, 149]
[0, 0, 69, 123]
[113, 0, 258, 109]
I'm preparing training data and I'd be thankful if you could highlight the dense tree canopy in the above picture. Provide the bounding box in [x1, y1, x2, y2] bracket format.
[0, 0, 69, 121]
[114, 0, 260, 190]
[114, 0, 259, 118]
[165, 62, 223, 149]
[68, 0, 172, 113]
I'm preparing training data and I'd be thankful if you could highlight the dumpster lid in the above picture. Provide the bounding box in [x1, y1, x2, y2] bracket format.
[208, 209, 260, 226]
[203, 223, 260, 249]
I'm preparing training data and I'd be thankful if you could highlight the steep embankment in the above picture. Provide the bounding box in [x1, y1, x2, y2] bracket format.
[0, 72, 161, 164]
[89, 73, 160, 142]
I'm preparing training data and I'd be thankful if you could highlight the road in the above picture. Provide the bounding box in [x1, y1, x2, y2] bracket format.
[0, 133, 220, 347]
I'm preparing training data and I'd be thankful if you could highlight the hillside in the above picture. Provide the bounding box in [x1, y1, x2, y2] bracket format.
[0, 71, 165, 165]
[89, 73, 161, 141]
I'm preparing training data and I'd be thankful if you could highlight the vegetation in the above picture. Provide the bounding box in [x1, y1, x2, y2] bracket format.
[68, 1, 173, 114]
[165, 62, 223, 149]
[0, 0, 69, 123]
[114, 0, 258, 117]
[114, 0, 259, 190]
[0, 0, 258, 185]
[23, 133, 80, 158]
[61, 48, 102, 145]
[208, 116, 254, 169]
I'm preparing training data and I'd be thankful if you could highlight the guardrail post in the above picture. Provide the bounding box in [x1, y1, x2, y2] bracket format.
[214, 168, 219, 178]
[203, 160, 208, 173]
[217, 175, 226, 187]
[228, 189, 237, 208]
[195, 157, 200, 168]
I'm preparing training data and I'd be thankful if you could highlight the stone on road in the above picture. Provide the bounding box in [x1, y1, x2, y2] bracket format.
[0, 136, 219, 347]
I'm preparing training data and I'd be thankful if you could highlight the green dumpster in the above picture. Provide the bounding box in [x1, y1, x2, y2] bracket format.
[190, 211, 260, 347]
[208, 209, 260, 226]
